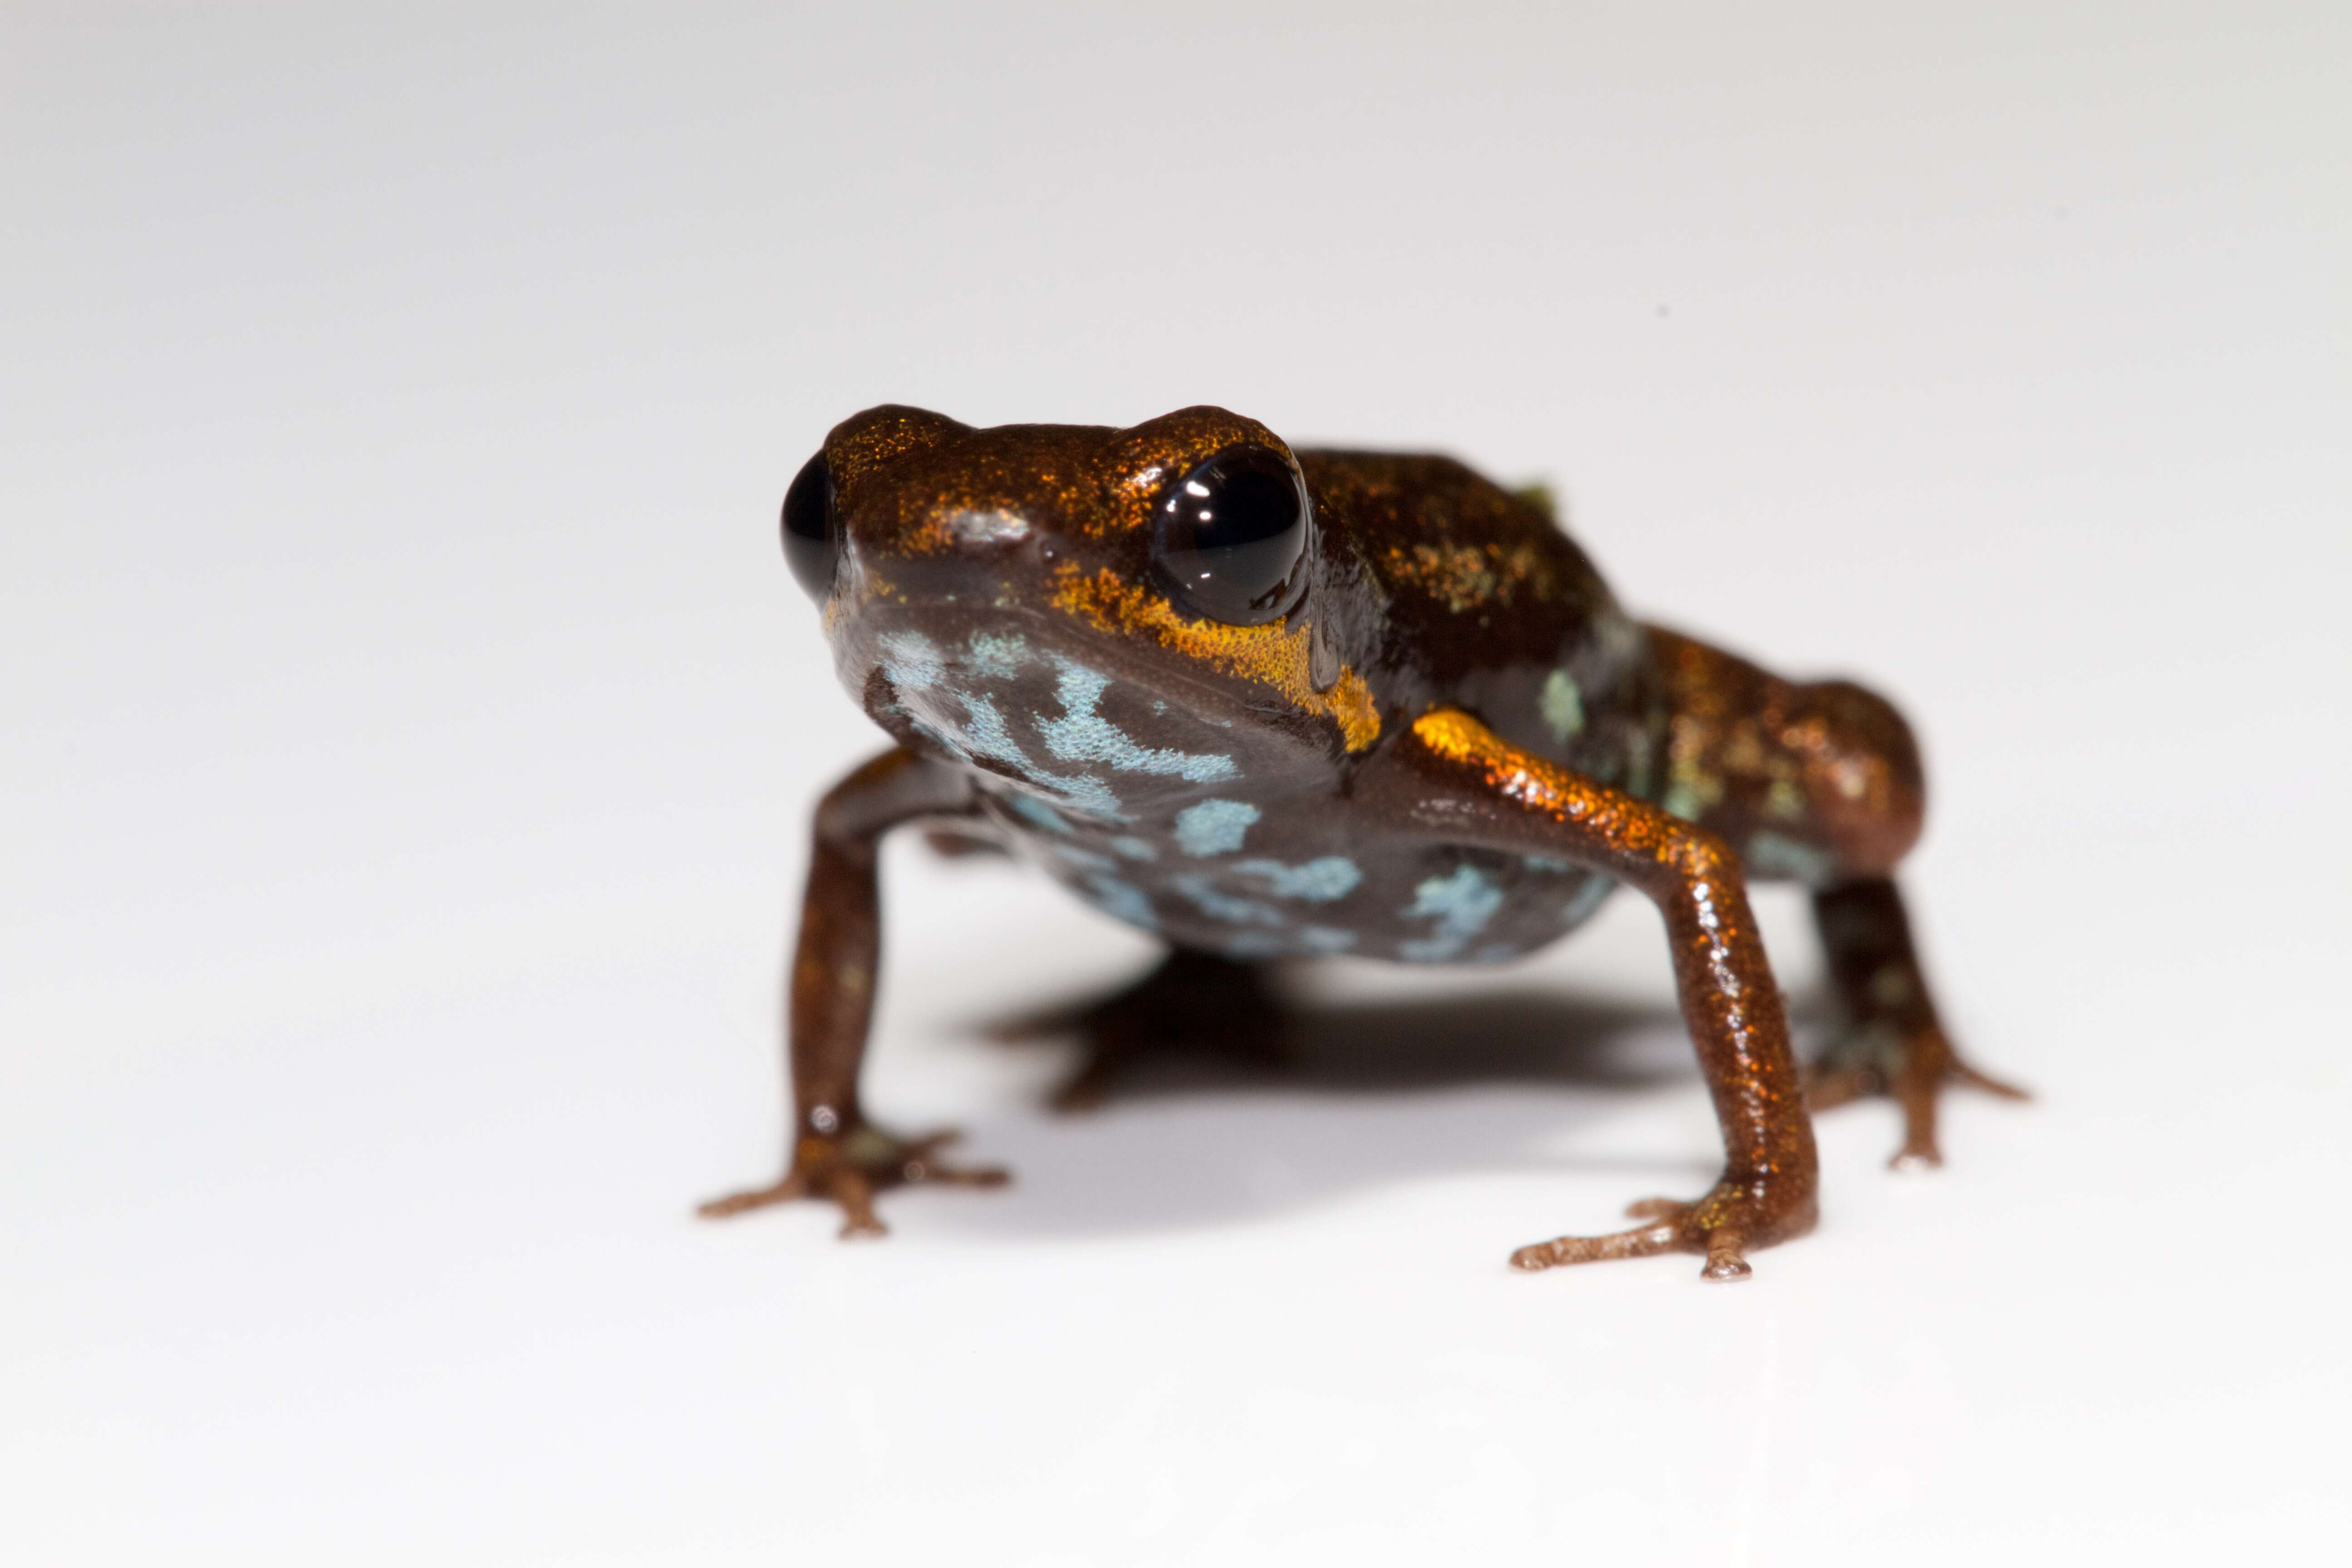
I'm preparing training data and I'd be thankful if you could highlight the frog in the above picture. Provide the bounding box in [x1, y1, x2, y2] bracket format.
[699, 403, 2024, 1280]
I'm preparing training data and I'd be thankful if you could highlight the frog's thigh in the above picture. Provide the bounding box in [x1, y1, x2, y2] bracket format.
[1646, 628, 2029, 1163]
[1646, 624, 1923, 883]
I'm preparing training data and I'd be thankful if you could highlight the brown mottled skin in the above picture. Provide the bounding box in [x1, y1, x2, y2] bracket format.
[701, 405, 2023, 1279]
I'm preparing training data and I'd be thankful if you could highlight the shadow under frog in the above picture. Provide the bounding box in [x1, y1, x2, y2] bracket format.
[701, 403, 2025, 1281]
[956, 986, 1715, 1240]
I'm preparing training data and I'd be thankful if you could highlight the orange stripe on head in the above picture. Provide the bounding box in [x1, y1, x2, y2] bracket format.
[1049, 563, 1380, 753]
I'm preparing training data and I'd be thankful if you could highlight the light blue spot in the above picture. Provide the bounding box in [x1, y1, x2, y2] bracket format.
[1043, 774, 1127, 822]
[1036, 655, 1239, 784]
[888, 642, 1136, 820]
[1234, 856, 1362, 902]
[1540, 669, 1586, 741]
[1411, 863, 1504, 925]
[956, 692, 1024, 764]
[915, 702, 1126, 821]
[1110, 836, 1156, 862]
[1397, 863, 1504, 963]
[1175, 799, 1260, 857]
[1050, 844, 1118, 872]
[1080, 874, 1156, 931]
[875, 631, 944, 691]
[1009, 794, 1074, 835]
[1296, 926, 1358, 954]
[1746, 831, 1835, 885]
[1523, 854, 1575, 873]
[965, 631, 1029, 679]
[1169, 873, 1285, 927]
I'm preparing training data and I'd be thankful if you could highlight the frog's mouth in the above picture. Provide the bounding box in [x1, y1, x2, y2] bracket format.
[1042, 560, 1380, 753]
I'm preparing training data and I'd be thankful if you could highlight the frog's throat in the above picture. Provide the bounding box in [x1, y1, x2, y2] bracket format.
[1046, 562, 1380, 754]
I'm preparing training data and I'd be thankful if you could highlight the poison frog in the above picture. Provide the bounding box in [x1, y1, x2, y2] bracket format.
[701, 404, 2023, 1279]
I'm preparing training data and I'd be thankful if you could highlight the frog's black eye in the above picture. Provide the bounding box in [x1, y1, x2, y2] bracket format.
[780, 449, 838, 602]
[1149, 446, 1310, 625]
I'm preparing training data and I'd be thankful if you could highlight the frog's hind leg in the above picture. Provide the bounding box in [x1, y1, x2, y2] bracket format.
[1808, 878, 2027, 1166]
[989, 947, 1289, 1112]
[1646, 625, 2027, 1168]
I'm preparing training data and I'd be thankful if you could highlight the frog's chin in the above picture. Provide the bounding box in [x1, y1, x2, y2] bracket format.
[834, 603, 1297, 823]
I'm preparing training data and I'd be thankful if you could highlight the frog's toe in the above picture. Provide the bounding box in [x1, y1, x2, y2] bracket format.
[1509, 1210, 1752, 1282]
[1949, 1057, 2031, 1101]
[697, 1127, 1007, 1235]
[1809, 1024, 2027, 1170]
[694, 1171, 810, 1220]
[890, 1130, 1011, 1189]
[1509, 1213, 1687, 1273]
[1513, 1177, 1812, 1281]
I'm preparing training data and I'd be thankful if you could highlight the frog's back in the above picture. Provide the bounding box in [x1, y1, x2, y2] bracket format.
[1299, 450, 1663, 802]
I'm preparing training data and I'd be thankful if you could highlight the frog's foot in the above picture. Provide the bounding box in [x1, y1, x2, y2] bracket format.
[696, 1126, 1007, 1237]
[986, 949, 1289, 1113]
[1805, 1023, 2029, 1171]
[1510, 1177, 1818, 1282]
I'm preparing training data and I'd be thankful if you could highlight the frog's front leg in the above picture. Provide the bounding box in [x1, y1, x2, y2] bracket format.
[1361, 709, 1819, 1281]
[698, 747, 1008, 1236]
[1646, 626, 2026, 1167]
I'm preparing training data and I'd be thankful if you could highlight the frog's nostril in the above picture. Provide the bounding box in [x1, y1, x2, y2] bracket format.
[943, 508, 1032, 548]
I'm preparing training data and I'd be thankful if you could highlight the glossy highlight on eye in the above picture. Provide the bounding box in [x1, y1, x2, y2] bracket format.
[1147, 446, 1309, 626]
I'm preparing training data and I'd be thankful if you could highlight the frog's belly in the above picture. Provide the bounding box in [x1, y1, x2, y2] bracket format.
[1018, 826, 1619, 965]
[887, 627, 1625, 963]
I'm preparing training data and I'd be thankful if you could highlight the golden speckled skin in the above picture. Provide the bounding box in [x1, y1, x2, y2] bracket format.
[701, 404, 2024, 1279]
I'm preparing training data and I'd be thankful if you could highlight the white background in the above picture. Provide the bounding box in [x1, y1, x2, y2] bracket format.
[5, 4, 2347, 1563]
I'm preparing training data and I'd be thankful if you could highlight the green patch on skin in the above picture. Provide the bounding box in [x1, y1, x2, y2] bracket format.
[1868, 965, 1916, 1008]
[1624, 730, 1656, 799]
[1660, 759, 1723, 824]
[1539, 669, 1586, 743]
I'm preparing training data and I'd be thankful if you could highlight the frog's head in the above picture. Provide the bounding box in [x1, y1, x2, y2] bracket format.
[779, 404, 1381, 825]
